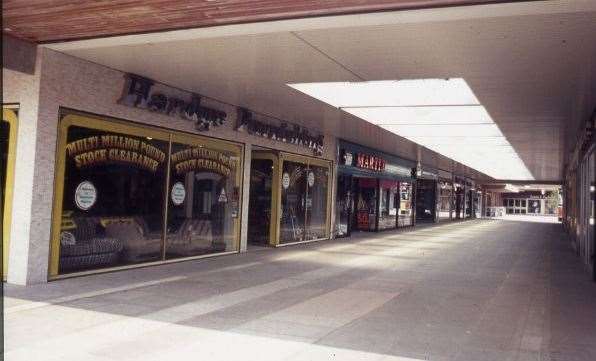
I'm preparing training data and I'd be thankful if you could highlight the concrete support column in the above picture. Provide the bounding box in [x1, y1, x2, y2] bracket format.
[4, 48, 45, 285]
[239, 143, 252, 252]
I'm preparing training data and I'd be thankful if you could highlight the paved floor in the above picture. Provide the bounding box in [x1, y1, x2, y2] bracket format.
[4, 220, 596, 361]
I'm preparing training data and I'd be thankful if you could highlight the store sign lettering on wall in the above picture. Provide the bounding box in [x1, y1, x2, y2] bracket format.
[341, 149, 385, 171]
[119, 73, 227, 132]
[235, 108, 324, 156]
[356, 153, 386, 171]
[66, 135, 166, 172]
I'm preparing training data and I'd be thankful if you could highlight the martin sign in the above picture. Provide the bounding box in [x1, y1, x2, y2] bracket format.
[119, 73, 227, 132]
[341, 149, 386, 172]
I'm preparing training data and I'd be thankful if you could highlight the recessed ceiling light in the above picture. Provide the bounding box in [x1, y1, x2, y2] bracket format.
[288, 78, 533, 180]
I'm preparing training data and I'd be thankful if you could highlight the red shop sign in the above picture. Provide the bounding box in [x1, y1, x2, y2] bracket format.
[356, 153, 386, 172]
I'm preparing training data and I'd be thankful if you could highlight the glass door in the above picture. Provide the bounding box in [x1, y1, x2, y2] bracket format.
[334, 174, 352, 238]
[247, 152, 276, 246]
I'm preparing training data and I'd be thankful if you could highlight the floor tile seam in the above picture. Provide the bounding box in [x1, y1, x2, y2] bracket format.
[4, 276, 188, 315]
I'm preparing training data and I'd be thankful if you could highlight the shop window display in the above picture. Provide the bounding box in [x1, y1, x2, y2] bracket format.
[527, 199, 542, 214]
[438, 181, 453, 220]
[334, 175, 352, 237]
[305, 165, 329, 240]
[280, 161, 307, 243]
[398, 182, 413, 227]
[455, 186, 465, 219]
[53, 114, 242, 275]
[279, 160, 330, 244]
[165, 138, 240, 259]
[59, 125, 168, 272]
[355, 178, 377, 231]
[378, 180, 398, 230]
[416, 179, 437, 221]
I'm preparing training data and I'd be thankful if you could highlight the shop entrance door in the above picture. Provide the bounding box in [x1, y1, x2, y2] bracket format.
[335, 174, 353, 238]
[352, 177, 378, 231]
[416, 179, 437, 222]
[2, 109, 18, 280]
[247, 151, 277, 247]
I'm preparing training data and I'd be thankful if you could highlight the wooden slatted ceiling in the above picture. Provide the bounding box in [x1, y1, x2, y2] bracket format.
[3, 0, 505, 43]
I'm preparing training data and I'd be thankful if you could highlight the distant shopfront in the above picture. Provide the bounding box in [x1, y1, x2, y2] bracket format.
[437, 170, 454, 221]
[415, 168, 439, 222]
[502, 191, 558, 216]
[334, 140, 415, 237]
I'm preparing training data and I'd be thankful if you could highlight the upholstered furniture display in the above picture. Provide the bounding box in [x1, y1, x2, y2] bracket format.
[59, 217, 123, 272]
[60, 238, 123, 271]
[166, 218, 218, 256]
[103, 218, 161, 263]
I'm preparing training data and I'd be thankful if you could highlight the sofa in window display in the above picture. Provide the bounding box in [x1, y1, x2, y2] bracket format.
[59, 215, 123, 272]
[103, 217, 161, 263]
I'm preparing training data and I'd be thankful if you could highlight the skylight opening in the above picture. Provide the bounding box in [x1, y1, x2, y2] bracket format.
[288, 78, 533, 180]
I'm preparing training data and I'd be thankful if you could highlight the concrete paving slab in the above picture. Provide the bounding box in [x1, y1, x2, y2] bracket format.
[4, 220, 596, 361]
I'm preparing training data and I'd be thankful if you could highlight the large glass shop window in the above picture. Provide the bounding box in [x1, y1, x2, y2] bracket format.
[438, 182, 453, 220]
[166, 136, 240, 259]
[334, 175, 352, 237]
[355, 178, 377, 231]
[280, 161, 307, 243]
[59, 126, 168, 273]
[279, 159, 330, 244]
[398, 182, 413, 227]
[378, 180, 398, 230]
[455, 186, 465, 218]
[306, 164, 329, 240]
[54, 115, 241, 275]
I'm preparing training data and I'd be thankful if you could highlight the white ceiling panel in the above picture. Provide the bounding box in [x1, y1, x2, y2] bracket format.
[344, 105, 494, 125]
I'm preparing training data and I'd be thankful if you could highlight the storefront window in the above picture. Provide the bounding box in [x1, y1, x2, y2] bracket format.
[53, 114, 242, 275]
[378, 180, 398, 230]
[58, 125, 168, 272]
[305, 165, 329, 240]
[355, 178, 377, 231]
[165, 138, 240, 259]
[416, 179, 437, 221]
[398, 182, 413, 227]
[334, 175, 352, 237]
[438, 181, 453, 220]
[280, 161, 307, 243]
[279, 158, 330, 244]
[528, 199, 541, 214]
[455, 186, 464, 219]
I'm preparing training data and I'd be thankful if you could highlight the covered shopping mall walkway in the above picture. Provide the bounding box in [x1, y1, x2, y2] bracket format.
[4, 219, 595, 361]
